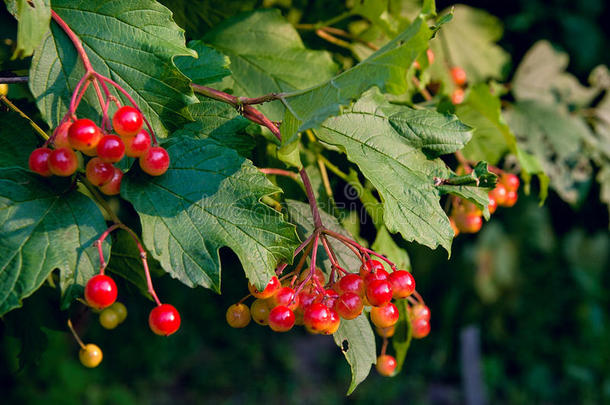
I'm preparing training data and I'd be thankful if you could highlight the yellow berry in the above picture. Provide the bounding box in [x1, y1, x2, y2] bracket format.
[226, 303, 251, 328]
[99, 308, 120, 329]
[79, 343, 103, 368]
[109, 302, 127, 323]
[0, 83, 7, 96]
[250, 299, 271, 325]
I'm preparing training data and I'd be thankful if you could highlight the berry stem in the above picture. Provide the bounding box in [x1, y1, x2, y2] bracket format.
[50, 10, 94, 73]
[295, 232, 320, 296]
[380, 337, 389, 356]
[323, 228, 398, 270]
[259, 168, 300, 181]
[300, 168, 323, 229]
[67, 319, 86, 350]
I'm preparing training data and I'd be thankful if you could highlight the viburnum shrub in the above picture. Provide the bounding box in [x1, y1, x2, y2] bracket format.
[6, 0, 603, 394]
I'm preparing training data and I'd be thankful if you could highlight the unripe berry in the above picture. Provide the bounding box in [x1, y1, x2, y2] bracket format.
[450, 66, 467, 86]
[79, 343, 103, 368]
[365, 279, 393, 307]
[297, 267, 326, 286]
[226, 303, 251, 328]
[268, 305, 295, 332]
[333, 292, 363, 320]
[139, 146, 170, 176]
[412, 317, 431, 339]
[109, 302, 128, 323]
[488, 195, 498, 214]
[250, 298, 271, 325]
[28, 147, 52, 177]
[85, 157, 114, 186]
[68, 118, 102, 151]
[426, 49, 435, 64]
[376, 354, 397, 377]
[99, 307, 120, 329]
[360, 259, 384, 278]
[322, 308, 341, 335]
[248, 276, 280, 299]
[370, 302, 399, 328]
[97, 135, 125, 163]
[85, 274, 117, 310]
[504, 190, 518, 207]
[124, 129, 151, 157]
[98, 167, 123, 196]
[450, 217, 460, 237]
[149, 304, 181, 336]
[113, 106, 143, 137]
[454, 212, 483, 234]
[388, 270, 415, 299]
[48, 147, 78, 177]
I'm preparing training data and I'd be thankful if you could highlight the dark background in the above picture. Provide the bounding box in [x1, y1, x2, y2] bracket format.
[1, 1, 609, 404]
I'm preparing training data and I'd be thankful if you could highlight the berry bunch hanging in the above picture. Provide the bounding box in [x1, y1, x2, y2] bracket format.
[226, 229, 431, 378]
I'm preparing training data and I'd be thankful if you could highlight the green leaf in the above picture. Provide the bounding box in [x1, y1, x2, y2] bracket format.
[203, 9, 338, 120]
[7, 0, 51, 59]
[282, 16, 431, 136]
[437, 161, 496, 219]
[456, 83, 549, 200]
[392, 298, 413, 373]
[429, 5, 509, 85]
[106, 230, 164, 300]
[29, 0, 197, 138]
[333, 314, 377, 395]
[0, 168, 110, 316]
[388, 108, 472, 158]
[285, 200, 361, 274]
[278, 109, 303, 169]
[175, 40, 231, 85]
[171, 99, 254, 156]
[505, 100, 594, 206]
[315, 89, 458, 252]
[371, 226, 411, 271]
[512, 40, 602, 107]
[0, 113, 44, 169]
[121, 137, 300, 292]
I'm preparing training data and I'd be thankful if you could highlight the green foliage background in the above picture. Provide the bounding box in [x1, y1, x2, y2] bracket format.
[1, 0, 610, 404]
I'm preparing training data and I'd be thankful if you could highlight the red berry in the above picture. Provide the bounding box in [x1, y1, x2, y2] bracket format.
[226, 303, 251, 328]
[268, 305, 295, 332]
[490, 183, 507, 206]
[388, 270, 415, 299]
[502, 173, 520, 192]
[411, 304, 431, 321]
[271, 287, 299, 310]
[504, 190, 518, 207]
[359, 259, 384, 278]
[337, 273, 365, 296]
[412, 317, 430, 339]
[124, 129, 151, 157]
[322, 308, 341, 335]
[365, 280, 393, 307]
[28, 147, 52, 176]
[97, 135, 125, 163]
[370, 302, 399, 328]
[52, 121, 72, 149]
[333, 292, 363, 320]
[113, 106, 143, 137]
[139, 146, 169, 176]
[451, 88, 465, 105]
[248, 276, 280, 299]
[363, 268, 389, 285]
[99, 167, 123, 196]
[455, 213, 482, 234]
[376, 354, 397, 377]
[297, 288, 318, 310]
[488, 195, 498, 214]
[85, 274, 117, 310]
[320, 288, 340, 308]
[85, 157, 114, 186]
[450, 217, 460, 237]
[298, 267, 326, 285]
[426, 49, 435, 64]
[48, 147, 78, 177]
[68, 119, 102, 151]
[149, 303, 181, 336]
[450, 66, 467, 86]
[303, 303, 332, 333]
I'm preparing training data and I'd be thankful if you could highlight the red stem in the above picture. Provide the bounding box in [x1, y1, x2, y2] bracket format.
[323, 228, 398, 270]
[259, 168, 299, 180]
[51, 10, 93, 72]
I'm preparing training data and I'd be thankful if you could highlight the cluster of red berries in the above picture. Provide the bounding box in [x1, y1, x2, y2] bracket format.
[28, 106, 170, 193]
[226, 259, 431, 377]
[450, 172, 520, 235]
[450, 66, 467, 105]
[85, 274, 180, 337]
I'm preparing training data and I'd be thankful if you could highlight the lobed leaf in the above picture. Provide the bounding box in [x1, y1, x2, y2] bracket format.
[121, 136, 300, 292]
